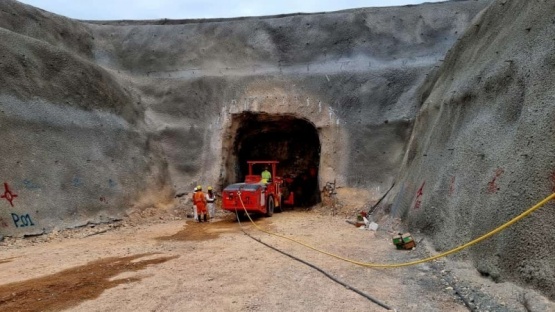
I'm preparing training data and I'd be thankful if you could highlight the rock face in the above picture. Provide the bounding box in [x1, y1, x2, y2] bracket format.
[0, 0, 489, 237]
[0, 1, 174, 234]
[4, 0, 550, 300]
[83, 1, 489, 199]
[384, 0, 555, 300]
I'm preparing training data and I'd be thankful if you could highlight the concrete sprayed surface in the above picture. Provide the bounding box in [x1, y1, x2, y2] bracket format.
[378, 0, 555, 301]
[0, 0, 490, 236]
[2, 0, 555, 308]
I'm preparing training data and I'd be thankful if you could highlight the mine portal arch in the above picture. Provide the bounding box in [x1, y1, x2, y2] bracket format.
[223, 112, 321, 207]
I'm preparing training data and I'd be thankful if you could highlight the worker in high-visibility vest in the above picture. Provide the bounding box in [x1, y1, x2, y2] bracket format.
[193, 185, 207, 222]
[206, 186, 216, 219]
[192, 187, 198, 221]
[261, 166, 271, 184]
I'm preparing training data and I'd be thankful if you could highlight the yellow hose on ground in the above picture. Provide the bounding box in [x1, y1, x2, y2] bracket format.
[237, 192, 555, 268]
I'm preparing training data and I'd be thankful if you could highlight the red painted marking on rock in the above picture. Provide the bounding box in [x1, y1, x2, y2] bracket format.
[1, 183, 18, 207]
[449, 176, 456, 196]
[550, 171, 555, 193]
[487, 168, 504, 194]
[416, 182, 425, 197]
[413, 182, 425, 209]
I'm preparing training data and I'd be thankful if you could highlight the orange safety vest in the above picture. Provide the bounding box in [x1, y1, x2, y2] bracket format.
[194, 191, 207, 213]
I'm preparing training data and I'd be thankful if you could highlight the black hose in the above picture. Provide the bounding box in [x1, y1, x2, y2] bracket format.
[367, 182, 395, 215]
[453, 284, 475, 311]
[238, 218, 394, 310]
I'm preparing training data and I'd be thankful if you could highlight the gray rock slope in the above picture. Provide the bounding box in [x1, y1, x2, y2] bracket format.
[1, 0, 488, 238]
[0, 1, 174, 234]
[384, 0, 555, 300]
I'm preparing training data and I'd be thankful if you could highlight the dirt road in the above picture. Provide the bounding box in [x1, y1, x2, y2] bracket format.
[0, 209, 548, 312]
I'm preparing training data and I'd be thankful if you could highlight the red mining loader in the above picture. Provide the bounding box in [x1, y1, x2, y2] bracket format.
[222, 160, 290, 217]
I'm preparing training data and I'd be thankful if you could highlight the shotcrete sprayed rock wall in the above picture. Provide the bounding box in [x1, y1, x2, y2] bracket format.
[83, 1, 489, 195]
[0, 0, 490, 236]
[0, 1, 174, 236]
[381, 0, 555, 300]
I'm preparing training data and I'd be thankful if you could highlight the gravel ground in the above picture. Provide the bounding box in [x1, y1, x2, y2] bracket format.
[0, 207, 553, 312]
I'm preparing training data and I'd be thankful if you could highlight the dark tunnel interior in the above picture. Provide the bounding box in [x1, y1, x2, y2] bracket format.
[231, 112, 321, 207]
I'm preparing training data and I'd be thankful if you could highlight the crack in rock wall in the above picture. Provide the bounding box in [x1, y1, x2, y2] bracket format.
[379, 0, 555, 300]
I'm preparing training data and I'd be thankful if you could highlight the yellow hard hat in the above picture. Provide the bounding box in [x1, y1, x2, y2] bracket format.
[207, 186, 212, 190]
[197, 185, 202, 190]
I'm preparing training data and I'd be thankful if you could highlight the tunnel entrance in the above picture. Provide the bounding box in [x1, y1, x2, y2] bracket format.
[228, 112, 321, 207]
